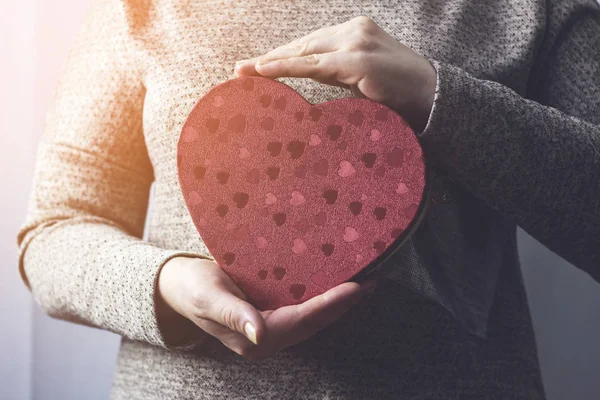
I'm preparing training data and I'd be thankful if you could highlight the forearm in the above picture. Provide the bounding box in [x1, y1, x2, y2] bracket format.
[19, 218, 211, 348]
[419, 59, 600, 281]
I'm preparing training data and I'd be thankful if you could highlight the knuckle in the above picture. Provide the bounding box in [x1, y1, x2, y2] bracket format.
[349, 34, 376, 52]
[304, 53, 320, 65]
[294, 40, 310, 56]
[189, 289, 211, 312]
[219, 305, 238, 331]
[354, 15, 373, 26]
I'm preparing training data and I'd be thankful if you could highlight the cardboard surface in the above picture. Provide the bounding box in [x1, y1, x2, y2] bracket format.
[178, 76, 426, 310]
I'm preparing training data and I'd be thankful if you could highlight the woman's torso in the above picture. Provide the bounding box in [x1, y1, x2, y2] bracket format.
[112, 0, 547, 398]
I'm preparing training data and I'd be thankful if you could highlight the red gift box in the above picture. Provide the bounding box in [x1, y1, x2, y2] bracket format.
[178, 76, 430, 310]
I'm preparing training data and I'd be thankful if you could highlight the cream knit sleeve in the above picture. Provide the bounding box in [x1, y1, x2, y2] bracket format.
[16, 0, 207, 348]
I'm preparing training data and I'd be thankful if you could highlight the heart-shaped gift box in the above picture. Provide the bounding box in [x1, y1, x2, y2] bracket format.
[178, 76, 430, 310]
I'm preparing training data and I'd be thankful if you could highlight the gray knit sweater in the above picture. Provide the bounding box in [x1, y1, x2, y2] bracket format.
[17, 0, 600, 398]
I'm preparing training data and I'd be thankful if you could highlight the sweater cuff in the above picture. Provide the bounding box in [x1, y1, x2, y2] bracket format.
[387, 58, 507, 339]
[152, 250, 215, 351]
[18, 218, 217, 351]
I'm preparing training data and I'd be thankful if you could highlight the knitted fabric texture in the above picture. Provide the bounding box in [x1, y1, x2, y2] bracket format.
[17, 0, 600, 398]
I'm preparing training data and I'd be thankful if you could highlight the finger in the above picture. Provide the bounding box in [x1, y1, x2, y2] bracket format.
[255, 34, 341, 66]
[195, 317, 270, 360]
[193, 276, 267, 345]
[267, 280, 377, 349]
[233, 26, 340, 77]
[253, 51, 357, 85]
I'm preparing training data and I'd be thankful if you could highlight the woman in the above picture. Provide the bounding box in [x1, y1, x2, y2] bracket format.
[18, 0, 600, 398]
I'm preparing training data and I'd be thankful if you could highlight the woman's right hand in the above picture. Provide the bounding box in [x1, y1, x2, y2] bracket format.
[158, 256, 377, 361]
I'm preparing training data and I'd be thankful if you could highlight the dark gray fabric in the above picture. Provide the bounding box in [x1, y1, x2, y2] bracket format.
[379, 0, 600, 339]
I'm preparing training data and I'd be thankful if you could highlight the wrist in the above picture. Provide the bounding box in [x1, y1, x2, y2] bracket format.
[406, 57, 436, 133]
[156, 256, 202, 347]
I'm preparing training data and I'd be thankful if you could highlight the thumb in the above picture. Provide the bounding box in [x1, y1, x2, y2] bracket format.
[204, 282, 266, 345]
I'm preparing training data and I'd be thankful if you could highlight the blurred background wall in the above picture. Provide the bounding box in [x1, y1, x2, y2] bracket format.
[1, 1, 598, 399]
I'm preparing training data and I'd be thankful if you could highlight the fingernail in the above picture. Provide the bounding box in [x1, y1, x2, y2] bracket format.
[244, 321, 258, 345]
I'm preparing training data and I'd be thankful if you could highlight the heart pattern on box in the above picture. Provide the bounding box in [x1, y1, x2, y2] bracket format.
[178, 76, 427, 310]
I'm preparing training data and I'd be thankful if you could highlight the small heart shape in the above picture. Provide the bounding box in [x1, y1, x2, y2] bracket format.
[326, 125, 343, 141]
[290, 284, 306, 300]
[273, 212, 287, 226]
[361, 153, 377, 168]
[222, 252, 236, 266]
[322, 189, 338, 205]
[289, 191, 306, 206]
[239, 147, 251, 159]
[343, 227, 359, 242]
[266, 166, 280, 180]
[321, 243, 335, 257]
[373, 207, 387, 220]
[292, 238, 307, 254]
[216, 204, 228, 218]
[273, 267, 287, 280]
[233, 192, 249, 208]
[370, 129, 382, 141]
[188, 191, 202, 206]
[265, 192, 277, 205]
[216, 171, 230, 184]
[308, 134, 321, 146]
[387, 147, 404, 168]
[213, 95, 225, 107]
[396, 182, 409, 195]
[338, 160, 356, 178]
[373, 240, 387, 254]
[349, 201, 363, 216]
[308, 107, 322, 121]
[205, 118, 220, 134]
[256, 236, 268, 249]
[286, 140, 306, 159]
[183, 126, 200, 143]
[267, 141, 283, 157]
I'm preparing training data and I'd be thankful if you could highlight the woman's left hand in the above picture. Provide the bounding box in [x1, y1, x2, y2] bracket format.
[234, 16, 437, 132]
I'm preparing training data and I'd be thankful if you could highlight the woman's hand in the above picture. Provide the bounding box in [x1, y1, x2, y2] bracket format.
[158, 256, 377, 361]
[233, 15, 437, 132]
